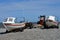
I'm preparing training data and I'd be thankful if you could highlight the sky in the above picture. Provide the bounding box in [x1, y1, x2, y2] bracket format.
[0, 0, 60, 22]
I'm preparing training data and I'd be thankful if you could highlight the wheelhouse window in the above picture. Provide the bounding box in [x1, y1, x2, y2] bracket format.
[8, 18, 13, 22]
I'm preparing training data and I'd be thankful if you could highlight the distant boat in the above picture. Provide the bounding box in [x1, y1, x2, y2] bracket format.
[2, 17, 25, 32]
[46, 16, 58, 28]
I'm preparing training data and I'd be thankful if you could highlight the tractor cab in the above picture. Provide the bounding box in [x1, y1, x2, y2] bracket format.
[37, 15, 46, 26]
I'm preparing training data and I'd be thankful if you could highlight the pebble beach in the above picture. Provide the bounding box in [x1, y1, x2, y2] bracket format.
[0, 28, 60, 40]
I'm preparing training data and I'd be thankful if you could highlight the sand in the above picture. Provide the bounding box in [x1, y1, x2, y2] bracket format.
[0, 28, 60, 40]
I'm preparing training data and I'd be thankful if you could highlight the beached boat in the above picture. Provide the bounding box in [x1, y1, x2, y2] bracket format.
[46, 16, 59, 28]
[2, 17, 25, 32]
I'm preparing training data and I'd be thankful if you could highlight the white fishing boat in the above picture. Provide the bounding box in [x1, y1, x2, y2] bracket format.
[46, 16, 59, 28]
[2, 17, 25, 31]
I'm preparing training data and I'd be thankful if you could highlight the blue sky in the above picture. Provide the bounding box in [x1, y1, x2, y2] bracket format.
[0, 0, 60, 22]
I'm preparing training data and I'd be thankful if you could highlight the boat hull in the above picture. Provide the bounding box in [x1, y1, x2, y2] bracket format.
[3, 23, 25, 31]
[46, 21, 58, 27]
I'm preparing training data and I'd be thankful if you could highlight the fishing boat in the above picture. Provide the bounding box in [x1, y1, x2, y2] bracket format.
[2, 17, 25, 32]
[46, 16, 59, 28]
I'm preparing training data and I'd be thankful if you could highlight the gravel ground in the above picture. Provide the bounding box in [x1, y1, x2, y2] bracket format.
[0, 28, 60, 40]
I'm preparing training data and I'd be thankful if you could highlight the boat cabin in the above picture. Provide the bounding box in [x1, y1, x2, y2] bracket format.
[3, 17, 15, 23]
[47, 16, 56, 22]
